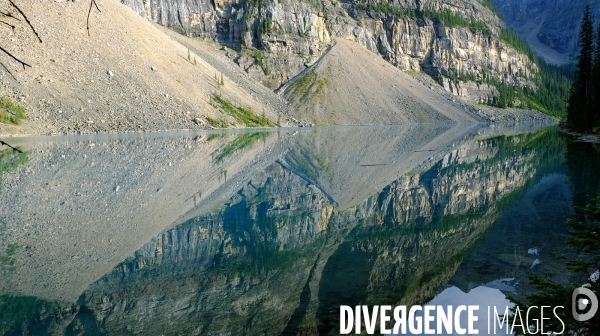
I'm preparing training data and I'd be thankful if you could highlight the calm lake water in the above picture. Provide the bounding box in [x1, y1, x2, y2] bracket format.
[0, 123, 598, 335]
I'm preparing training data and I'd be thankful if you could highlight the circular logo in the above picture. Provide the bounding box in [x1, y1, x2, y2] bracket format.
[572, 287, 598, 322]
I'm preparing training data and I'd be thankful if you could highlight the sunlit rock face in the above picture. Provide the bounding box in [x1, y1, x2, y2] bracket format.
[63, 128, 564, 335]
[121, 0, 536, 99]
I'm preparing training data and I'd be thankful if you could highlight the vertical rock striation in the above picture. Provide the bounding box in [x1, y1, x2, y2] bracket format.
[120, 0, 537, 102]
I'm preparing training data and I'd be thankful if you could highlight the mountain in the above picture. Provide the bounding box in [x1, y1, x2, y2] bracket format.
[118, 0, 572, 118]
[122, 0, 536, 100]
[0, 0, 561, 135]
[0, 0, 286, 134]
[281, 38, 483, 125]
[491, 0, 600, 64]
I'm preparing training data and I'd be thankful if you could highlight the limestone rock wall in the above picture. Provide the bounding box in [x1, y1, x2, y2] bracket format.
[120, 0, 537, 100]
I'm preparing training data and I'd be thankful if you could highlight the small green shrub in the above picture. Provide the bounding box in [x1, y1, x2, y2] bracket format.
[5, 243, 18, 256]
[247, 49, 270, 75]
[288, 70, 318, 97]
[206, 116, 229, 128]
[0, 148, 28, 174]
[212, 132, 270, 163]
[0, 97, 27, 125]
[211, 92, 273, 127]
[312, 78, 329, 98]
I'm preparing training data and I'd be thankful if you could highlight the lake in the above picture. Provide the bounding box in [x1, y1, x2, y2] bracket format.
[0, 123, 597, 335]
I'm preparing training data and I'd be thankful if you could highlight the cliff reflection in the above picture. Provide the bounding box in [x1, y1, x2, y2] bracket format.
[0, 124, 566, 335]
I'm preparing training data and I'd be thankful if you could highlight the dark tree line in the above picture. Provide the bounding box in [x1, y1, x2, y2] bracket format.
[567, 4, 600, 132]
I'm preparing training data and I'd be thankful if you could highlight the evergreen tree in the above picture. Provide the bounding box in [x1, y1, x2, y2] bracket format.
[593, 23, 600, 129]
[567, 4, 596, 131]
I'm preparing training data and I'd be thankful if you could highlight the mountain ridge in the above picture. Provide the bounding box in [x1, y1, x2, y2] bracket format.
[492, 0, 600, 64]
[120, 0, 570, 115]
[0, 0, 558, 136]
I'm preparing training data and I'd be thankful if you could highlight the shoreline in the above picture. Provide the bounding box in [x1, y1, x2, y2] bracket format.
[0, 120, 560, 141]
[0, 107, 558, 138]
[560, 128, 600, 143]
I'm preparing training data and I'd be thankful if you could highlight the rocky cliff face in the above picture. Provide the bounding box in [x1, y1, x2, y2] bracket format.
[492, 0, 600, 63]
[56, 129, 563, 335]
[121, 0, 537, 102]
[0, 125, 565, 335]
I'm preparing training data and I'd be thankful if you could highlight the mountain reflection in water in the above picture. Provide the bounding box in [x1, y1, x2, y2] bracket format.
[0, 123, 580, 335]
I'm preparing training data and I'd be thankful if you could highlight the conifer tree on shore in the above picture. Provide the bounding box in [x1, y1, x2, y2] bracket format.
[593, 23, 600, 128]
[567, 5, 595, 130]
[567, 5, 599, 132]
